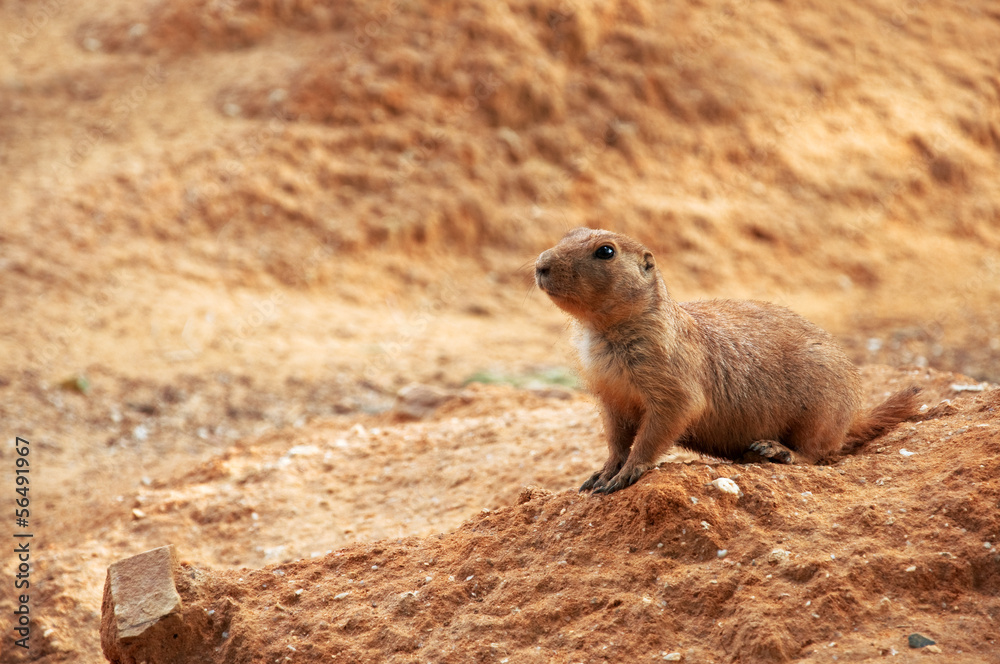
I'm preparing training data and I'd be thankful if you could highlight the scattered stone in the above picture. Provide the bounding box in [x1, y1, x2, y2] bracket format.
[908, 633, 936, 649]
[101, 545, 198, 664]
[899, 449, 916, 457]
[767, 549, 791, 564]
[924, 645, 942, 654]
[663, 653, 683, 661]
[950, 383, 987, 392]
[709, 477, 742, 496]
[103, 546, 181, 640]
[393, 383, 456, 419]
[131, 509, 146, 520]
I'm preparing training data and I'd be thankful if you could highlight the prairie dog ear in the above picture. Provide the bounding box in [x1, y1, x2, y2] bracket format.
[642, 251, 655, 272]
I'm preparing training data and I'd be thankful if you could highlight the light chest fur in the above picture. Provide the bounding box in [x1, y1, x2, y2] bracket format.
[573, 323, 646, 410]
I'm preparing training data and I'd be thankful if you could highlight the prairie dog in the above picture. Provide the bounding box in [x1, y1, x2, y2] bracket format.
[535, 228, 919, 494]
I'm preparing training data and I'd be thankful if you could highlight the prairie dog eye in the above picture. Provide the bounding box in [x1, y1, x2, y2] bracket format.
[594, 245, 615, 260]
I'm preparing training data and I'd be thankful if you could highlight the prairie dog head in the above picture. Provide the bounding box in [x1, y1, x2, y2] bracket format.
[534, 228, 659, 327]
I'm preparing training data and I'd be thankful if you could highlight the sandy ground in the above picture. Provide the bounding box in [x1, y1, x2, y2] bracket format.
[1, 0, 999, 662]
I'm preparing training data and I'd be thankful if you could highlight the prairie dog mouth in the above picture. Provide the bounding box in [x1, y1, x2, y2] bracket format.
[535, 271, 570, 299]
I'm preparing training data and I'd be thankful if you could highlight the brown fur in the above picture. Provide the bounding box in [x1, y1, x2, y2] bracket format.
[534, 228, 921, 494]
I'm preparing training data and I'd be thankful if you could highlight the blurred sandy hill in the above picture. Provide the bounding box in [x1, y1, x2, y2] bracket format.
[2, 0, 999, 386]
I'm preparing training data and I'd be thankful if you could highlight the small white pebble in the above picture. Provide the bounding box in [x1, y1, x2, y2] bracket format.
[701, 521, 711, 529]
[425, 576, 432, 582]
[899, 449, 916, 457]
[371, 565, 378, 570]
[690, 496, 698, 504]
[710, 477, 741, 495]
[717, 549, 728, 558]
[466, 575, 474, 581]
[334, 591, 350, 600]
[906, 566, 917, 572]
[295, 588, 304, 595]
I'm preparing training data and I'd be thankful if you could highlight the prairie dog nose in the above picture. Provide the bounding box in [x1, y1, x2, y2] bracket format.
[535, 249, 553, 276]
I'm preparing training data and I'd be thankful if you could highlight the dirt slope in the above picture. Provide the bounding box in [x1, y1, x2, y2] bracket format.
[1, 0, 1000, 662]
[7, 368, 1000, 663]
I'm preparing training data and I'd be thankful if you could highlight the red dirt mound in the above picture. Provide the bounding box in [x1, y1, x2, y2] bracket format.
[95, 370, 1000, 663]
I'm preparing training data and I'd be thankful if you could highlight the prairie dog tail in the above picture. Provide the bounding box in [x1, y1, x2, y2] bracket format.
[843, 386, 922, 451]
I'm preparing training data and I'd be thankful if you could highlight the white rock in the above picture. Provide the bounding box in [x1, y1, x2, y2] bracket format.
[767, 549, 791, 564]
[899, 449, 916, 457]
[285, 445, 321, 457]
[710, 478, 742, 496]
[950, 383, 987, 392]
